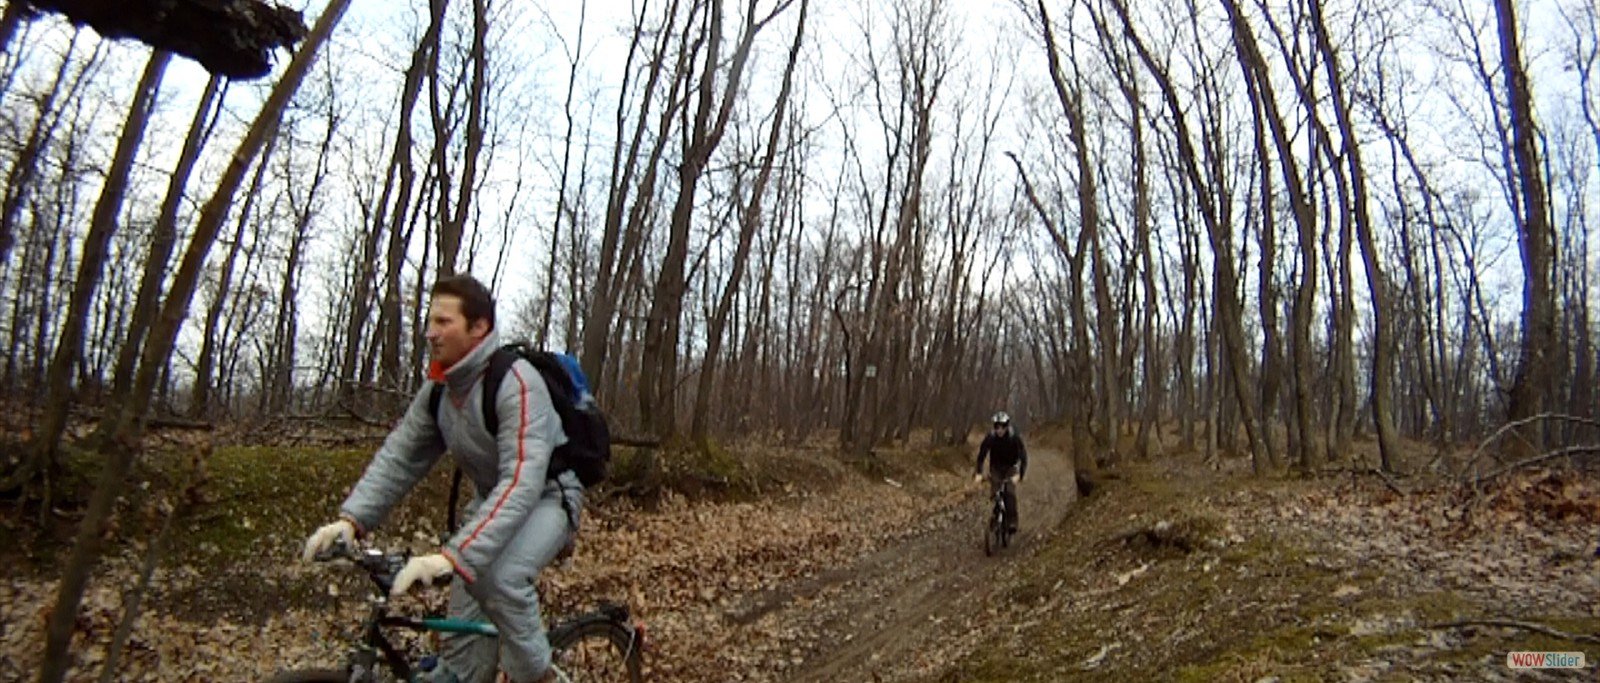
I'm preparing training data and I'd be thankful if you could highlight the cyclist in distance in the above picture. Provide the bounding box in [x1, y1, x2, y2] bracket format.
[301, 274, 582, 683]
[973, 411, 1028, 533]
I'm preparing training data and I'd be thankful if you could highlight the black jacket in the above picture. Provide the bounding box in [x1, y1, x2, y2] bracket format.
[976, 431, 1028, 478]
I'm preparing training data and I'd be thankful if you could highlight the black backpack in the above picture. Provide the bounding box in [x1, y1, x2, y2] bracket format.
[428, 342, 612, 487]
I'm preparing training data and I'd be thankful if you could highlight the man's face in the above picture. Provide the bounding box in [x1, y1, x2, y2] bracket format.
[425, 294, 489, 367]
[993, 423, 1008, 436]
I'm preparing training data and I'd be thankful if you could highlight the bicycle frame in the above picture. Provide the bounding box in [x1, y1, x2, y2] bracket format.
[983, 474, 1016, 556]
[347, 582, 488, 680]
[301, 544, 642, 683]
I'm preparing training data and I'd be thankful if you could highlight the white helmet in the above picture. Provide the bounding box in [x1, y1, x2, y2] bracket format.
[991, 411, 1010, 426]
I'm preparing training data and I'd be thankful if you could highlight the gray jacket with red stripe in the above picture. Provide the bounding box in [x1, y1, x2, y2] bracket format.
[338, 329, 569, 583]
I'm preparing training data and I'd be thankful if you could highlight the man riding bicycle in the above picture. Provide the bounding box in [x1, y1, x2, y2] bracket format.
[973, 411, 1028, 533]
[301, 274, 581, 683]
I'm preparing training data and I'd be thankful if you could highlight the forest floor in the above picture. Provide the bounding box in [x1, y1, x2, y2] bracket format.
[2, 429, 1600, 681]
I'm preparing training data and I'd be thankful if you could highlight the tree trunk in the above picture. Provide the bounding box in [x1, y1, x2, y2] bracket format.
[691, 0, 807, 446]
[0, 32, 87, 265]
[1109, 0, 1270, 471]
[640, 0, 768, 440]
[540, 1, 588, 347]
[437, 0, 488, 280]
[22, 50, 167, 493]
[192, 131, 277, 418]
[1308, 0, 1398, 470]
[580, 0, 683, 387]
[263, 102, 335, 416]
[37, 2, 351, 679]
[97, 75, 221, 439]
[1223, 0, 1320, 470]
[1495, 0, 1558, 456]
[1036, 0, 1119, 459]
[1247, 83, 1282, 464]
[424, 0, 460, 278]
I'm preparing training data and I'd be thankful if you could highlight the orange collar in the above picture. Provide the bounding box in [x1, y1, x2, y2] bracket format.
[427, 335, 491, 384]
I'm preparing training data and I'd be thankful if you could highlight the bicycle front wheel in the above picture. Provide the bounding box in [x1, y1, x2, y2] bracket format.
[262, 669, 348, 683]
[551, 616, 644, 683]
[983, 516, 997, 556]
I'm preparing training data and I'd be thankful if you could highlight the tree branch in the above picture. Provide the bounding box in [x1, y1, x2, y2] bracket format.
[1427, 619, 1600, 646]
[1457, 413, 1600, 478]
[1470, 444, 1600, 487]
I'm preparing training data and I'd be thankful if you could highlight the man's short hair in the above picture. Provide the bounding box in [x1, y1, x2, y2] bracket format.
[430, 274, 495, 330]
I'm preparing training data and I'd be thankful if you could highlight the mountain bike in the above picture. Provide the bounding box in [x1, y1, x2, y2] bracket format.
[265, 542, 644, 682]
[983, 475, 1016, 556]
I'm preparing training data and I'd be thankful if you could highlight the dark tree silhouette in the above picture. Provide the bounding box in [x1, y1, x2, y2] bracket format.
[9, 0, 306, 78]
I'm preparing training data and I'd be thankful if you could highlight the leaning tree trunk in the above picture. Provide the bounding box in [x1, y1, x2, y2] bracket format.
[22, 50, 168, 497]
[37, 3, 351, 680]
[98, 74, 220, 441]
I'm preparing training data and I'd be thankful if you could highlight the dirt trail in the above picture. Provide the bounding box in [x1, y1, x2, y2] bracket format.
[734, 448, 1079, 682]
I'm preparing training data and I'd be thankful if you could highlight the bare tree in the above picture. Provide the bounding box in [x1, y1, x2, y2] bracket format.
[1219, 0, 1314, 469]
[1107, 0, 1271, 471]
[1494, 0, 1558, 456]
[431, 0, 489, 279]
[38, 1, 352, 678]
[639, 0, 789, 439]
[263, 102, 335, 417]
[581, 0, 687, 396]
[691, 0, 808, 446]
[1305, 0, 1399, 469]
[535, 0, 589, 348]
[1033, 0, 1121, 460]
[17, 49, 168, 499]
[97, 74, 224, 437]
[0, 31, 97, 269]
[192, 129, 279, 418]
[848, 0, 950, 453]
[337, 0, 446, 414]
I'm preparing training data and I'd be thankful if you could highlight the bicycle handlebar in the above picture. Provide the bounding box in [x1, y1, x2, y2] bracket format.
[313, 541, 450, 596]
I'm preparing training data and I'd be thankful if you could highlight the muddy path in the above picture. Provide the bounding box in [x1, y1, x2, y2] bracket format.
[734, 448, 1080, 682]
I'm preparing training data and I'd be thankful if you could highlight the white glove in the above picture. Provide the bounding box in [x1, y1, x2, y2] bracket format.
[302, 519, 356, 563]
[1010, 474, 1022, 484]
[391, 554, 455, 597]
[973, 473, 984, 484]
